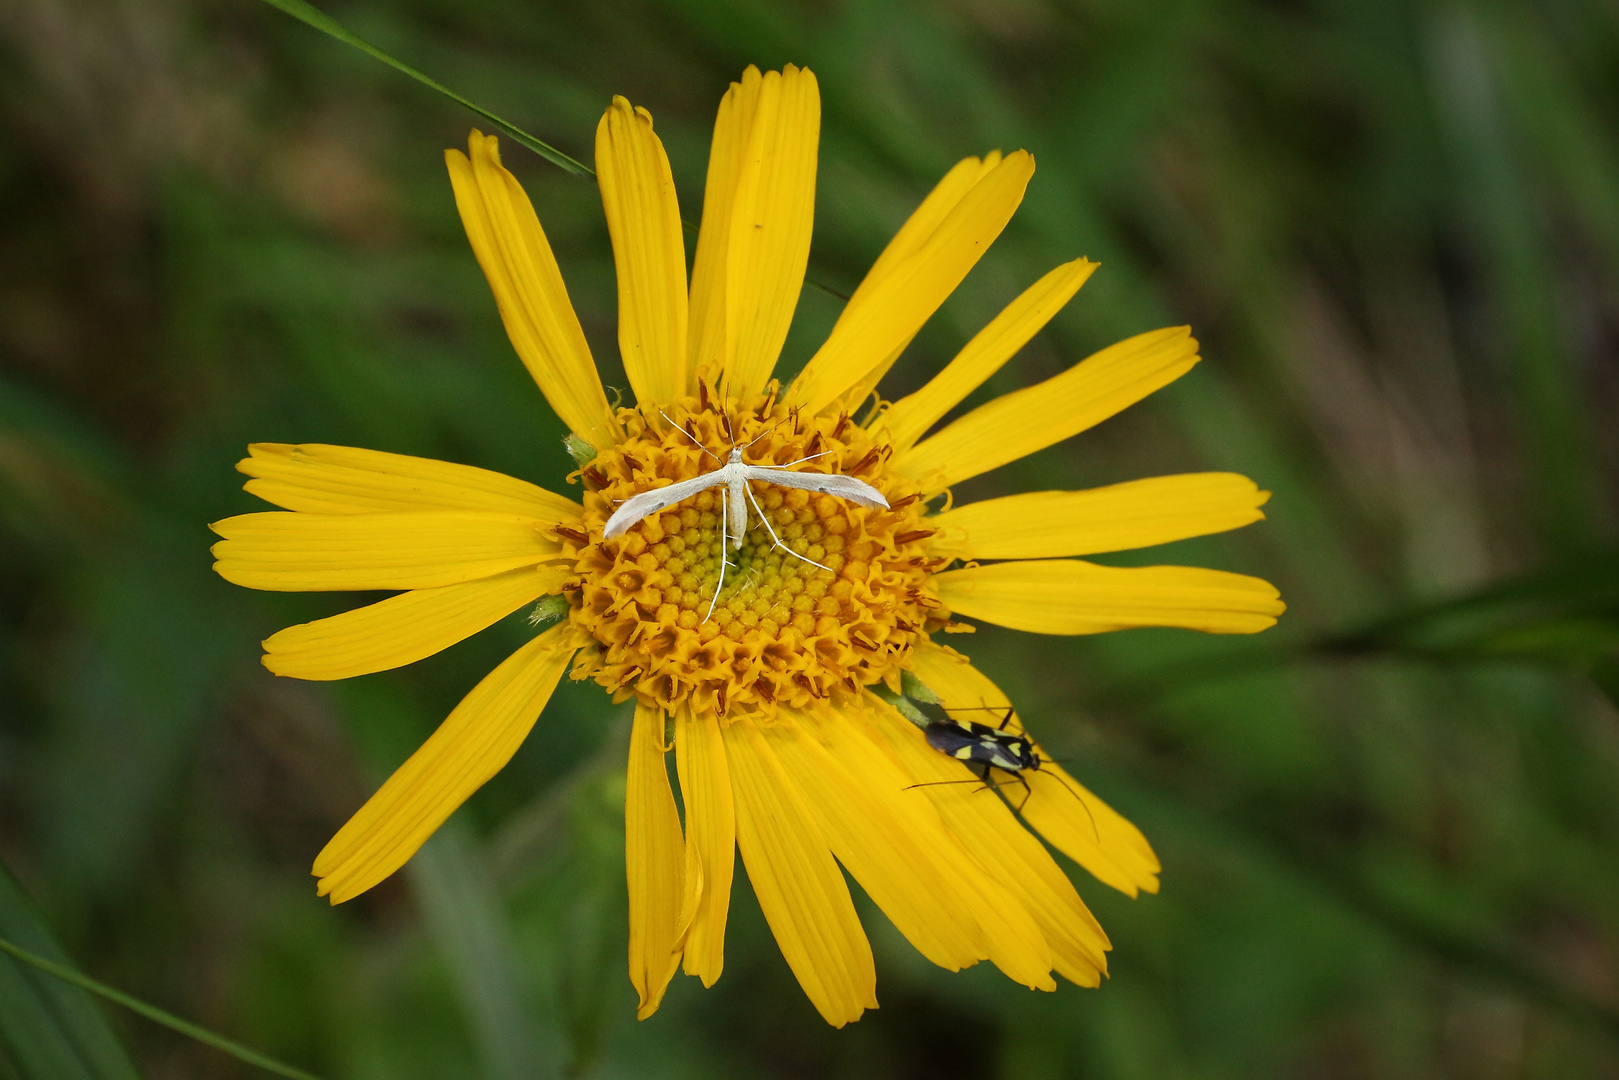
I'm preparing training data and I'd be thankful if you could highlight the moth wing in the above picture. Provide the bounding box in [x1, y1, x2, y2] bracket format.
[744, 467, 890, 510]
[602, 472, 722, 538]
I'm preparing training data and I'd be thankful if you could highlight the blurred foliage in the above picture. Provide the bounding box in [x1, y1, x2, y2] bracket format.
[1, 0, 1617, 1076]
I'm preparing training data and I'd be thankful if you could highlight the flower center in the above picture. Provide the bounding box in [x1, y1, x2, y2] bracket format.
[560, 391, 946, 720]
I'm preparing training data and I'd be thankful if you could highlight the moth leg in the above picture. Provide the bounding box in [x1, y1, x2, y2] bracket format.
[746, 483, 832, 573]
[705, 487, 732, 624]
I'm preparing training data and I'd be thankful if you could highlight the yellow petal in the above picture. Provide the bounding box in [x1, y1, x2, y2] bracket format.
[261, 566, 568, 681]
[210, 510, 563, 592]
[810, 708, 1060, 991]
[690, 66, 820, 401]
[724, 719, 876, 1027]
[861, 154, 1004, 293]
[688, 67, 759, 388]
[673, 707, 735, 987]
[929, 473, 1270, 560]
[907, 642, 1161, 896]
[892, 325, 1200, 493]
[239, 443, 582, 520]
[936, 559, 1285, 636]
[874, 258, 1096, 452]
[446, 133, 621, 448]
[722, 66, 820, 400]
[786, 151, 1035, 418]
[597, 96, 688, 405]
[627, 703, 685, 1019]
[861, 696, 1107, 986]
[764, 712, 986, 973]
[313, 625, 574, 903]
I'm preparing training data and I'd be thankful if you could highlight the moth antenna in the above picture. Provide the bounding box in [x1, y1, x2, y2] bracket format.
[660, 409, 720, 462]
[752, 449, 833, 469]
[740, 416, 788, 452]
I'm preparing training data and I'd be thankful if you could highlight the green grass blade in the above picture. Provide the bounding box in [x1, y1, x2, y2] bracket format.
[251, 0, 855, 305]
[409, 825, 551, 1080]
[254, 0, 594, 179]
[0, 865, 140, 1080]
[0, 935, 323, 1080]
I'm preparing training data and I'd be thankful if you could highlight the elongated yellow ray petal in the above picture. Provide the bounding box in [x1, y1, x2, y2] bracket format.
[764, 712, 986, 972]
[597, 96, 688, 405]
[893, 326, 1200, 493]
[210, 510, 563, 592]
[627, 703, 686, 1019]
[929, 473, 1270, 560]
[724, 719, 875, 1027]
[239, 443, 582, 520]
[447, 133, 621, 448]
[862, 154, 1003, 294]
[875, 258, 1096, 452]
[689, 67, 759, 388]
[720, 65, 819, 400]
[786, 152, 1034, 418]
[807, 708, 1060, 990]
[824, 154, 1004, 414]
[673, 708, 735, 986]
[861, 696, 1107, 984]
[907, 641, 1161, 897]
[313, 626, 574, 903]
[936, 559, 1285, 636]
[261, 566, 568, 680]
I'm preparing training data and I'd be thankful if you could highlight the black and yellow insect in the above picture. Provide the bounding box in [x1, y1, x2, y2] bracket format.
[907, 699, 1048, 811]
[888, 689, 1097, 837]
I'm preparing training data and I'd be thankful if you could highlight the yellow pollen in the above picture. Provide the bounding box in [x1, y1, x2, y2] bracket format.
[561, 390, 946, 720]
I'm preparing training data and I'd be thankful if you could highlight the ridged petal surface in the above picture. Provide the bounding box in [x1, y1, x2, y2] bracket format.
[210, 510, 563, 592]
[447, 133, 620, 447]
[597, 97, 688, 405]
[936, 559, 1285, 636]
[261, 566, 568, 680]
[929, 474, 1269, 559]
[894, 326, 1200, 493]
[312, 626, 573, 902]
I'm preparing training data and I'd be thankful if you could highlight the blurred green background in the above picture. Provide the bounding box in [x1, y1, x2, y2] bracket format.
[2, 0, 1618, 1076]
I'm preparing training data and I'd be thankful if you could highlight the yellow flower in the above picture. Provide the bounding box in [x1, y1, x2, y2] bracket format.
[210, 64, 1283, 1027]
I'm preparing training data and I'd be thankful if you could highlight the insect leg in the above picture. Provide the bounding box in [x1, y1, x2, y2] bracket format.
[704, 486, 732, 623]
[903, 778, 994, 795]
[745, 483, 832, 573]
[1009, 772, 1034, 815]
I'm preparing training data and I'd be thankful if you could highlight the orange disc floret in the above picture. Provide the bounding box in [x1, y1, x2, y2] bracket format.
[562, 390, 946, 719]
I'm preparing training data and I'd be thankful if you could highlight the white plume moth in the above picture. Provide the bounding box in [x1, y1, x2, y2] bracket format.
[602, 416, 890, 620]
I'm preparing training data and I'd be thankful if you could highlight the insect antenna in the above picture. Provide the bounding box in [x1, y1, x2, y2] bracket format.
[659, 409, 720, 463]
[1038, 768, 1101, 843]
[749, 449, 835, 470]
[739, 416, 789, 452]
